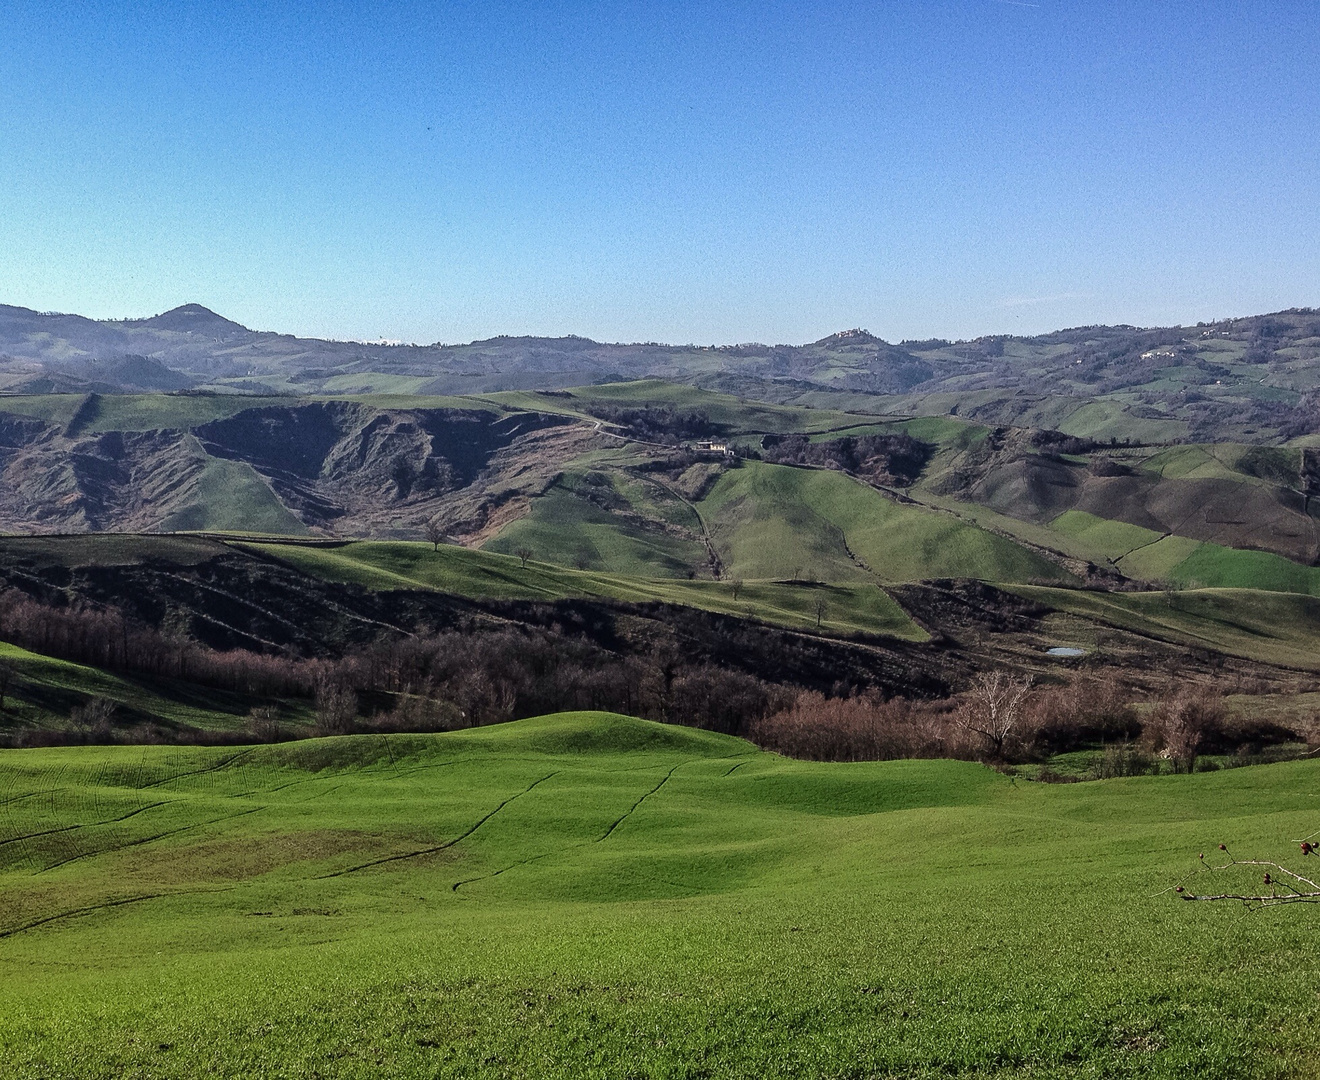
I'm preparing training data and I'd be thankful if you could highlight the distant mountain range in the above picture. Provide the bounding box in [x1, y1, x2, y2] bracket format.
[2, 302, 1319, 442]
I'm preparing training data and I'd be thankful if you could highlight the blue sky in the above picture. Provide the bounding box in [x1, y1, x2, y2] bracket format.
[1, 2, 1317, 344]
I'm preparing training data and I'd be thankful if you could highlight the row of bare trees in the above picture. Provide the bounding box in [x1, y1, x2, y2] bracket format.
[0, 588, 1300, 768]
[0, 590, 326, 697]
[0, 590, 791, 742]
[751, 673, 1285, 769]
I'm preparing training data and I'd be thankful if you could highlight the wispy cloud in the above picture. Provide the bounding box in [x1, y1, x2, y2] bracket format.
[991, 0, 1040, 7]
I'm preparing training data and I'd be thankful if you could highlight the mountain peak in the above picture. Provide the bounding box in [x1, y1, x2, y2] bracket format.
[813, 328, 882, 346]
[135, 304, 249, 334]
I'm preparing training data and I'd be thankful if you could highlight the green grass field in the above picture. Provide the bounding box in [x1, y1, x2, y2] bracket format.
[0, 392, 506, 433]
[157, 454, 309, 535]
[0, 712, 1315, 1078]
[0, 393, 301, 432]
[534, 380, 885, 434]
[699, 462, 1071, 585]
[481, 477, 710, 578]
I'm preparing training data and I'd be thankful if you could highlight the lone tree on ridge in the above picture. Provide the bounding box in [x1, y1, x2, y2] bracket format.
[423, 518, 445, 552]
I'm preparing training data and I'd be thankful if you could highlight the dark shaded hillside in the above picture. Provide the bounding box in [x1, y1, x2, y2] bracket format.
[0, 535, 1308, 748]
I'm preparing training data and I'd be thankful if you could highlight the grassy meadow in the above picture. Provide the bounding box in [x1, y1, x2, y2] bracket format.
[699, 461, 1071, 585]
[0, 712, 1315, 1078]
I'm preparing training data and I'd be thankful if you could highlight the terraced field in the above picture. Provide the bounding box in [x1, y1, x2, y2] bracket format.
[0, 713, 1315, 1078]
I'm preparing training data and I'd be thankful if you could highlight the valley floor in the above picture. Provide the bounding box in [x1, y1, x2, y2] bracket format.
[0, 712, 1316, 1078]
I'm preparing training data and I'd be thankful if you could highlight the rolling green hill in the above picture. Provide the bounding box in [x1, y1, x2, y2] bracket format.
[699, 461, 1071, 585]
[245, 539, 927, 641]
[0, 712, 1315, 1077]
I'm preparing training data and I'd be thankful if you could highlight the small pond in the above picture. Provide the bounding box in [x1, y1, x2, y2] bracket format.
[1046, 647, 1087, 657]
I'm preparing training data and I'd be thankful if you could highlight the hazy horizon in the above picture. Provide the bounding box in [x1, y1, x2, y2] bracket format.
[7, 296, 1312, 351]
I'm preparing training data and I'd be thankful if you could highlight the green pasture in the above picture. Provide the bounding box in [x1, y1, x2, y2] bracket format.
[1165, 543, 1320, 595]
[243, 540, 927, 640]
[481, 479, 709, 578]
[1043, 512, 1320, 595]
[322, 393, 501, 413]
[0, 533, 226, 566]
[802, 414, 988, 449]
[699, 461, 1070, 585]
[157, 454, 308, 535]
[1138, 445, 1252, 482]
[1112, 534, 1320, 595]
[0, 394, 301, 433]
[1049, 510, 1165, 562]
[0, 391, 506, 435]
[0, 712, 1316, 1077]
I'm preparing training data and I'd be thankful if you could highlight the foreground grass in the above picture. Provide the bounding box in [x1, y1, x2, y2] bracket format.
[0, 712, 1316, 1078]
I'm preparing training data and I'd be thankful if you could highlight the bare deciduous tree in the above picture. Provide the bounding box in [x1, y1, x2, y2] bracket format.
[247, 705, 283, 742]
[70, 696, 116, 740]
[423, 519, 445, 552]
[955, 670, 1034, 758]
[730, 578, 744, 601]
[1143, 689, 1224, 773]
[813, 597, 827, 629]
[0, 660, 12, 712]
[515, 546, 534, 568]
[314, 680, 358, 737]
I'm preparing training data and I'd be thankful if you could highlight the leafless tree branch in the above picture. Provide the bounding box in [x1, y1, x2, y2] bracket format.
[1177, 843, 1320, 907]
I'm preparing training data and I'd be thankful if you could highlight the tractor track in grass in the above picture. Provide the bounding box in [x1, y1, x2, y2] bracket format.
[0, 894, 169, 940]
[136, 748, 256, 790]
[319, 771, 559, 878]
[0, 790, 54, 810]
[596, 762, 686, 843]
[229, 757, 466, 802]
[33, 804, 267, 874]
[0, 886, 236, 941]
[451, 760, 715, 892]
[293, 783, 345, 804]
[379, 758, 468, 783]
[0, 800, 171, 851]
[451, 850, 559, 892]
[721, 759, 751, 777]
